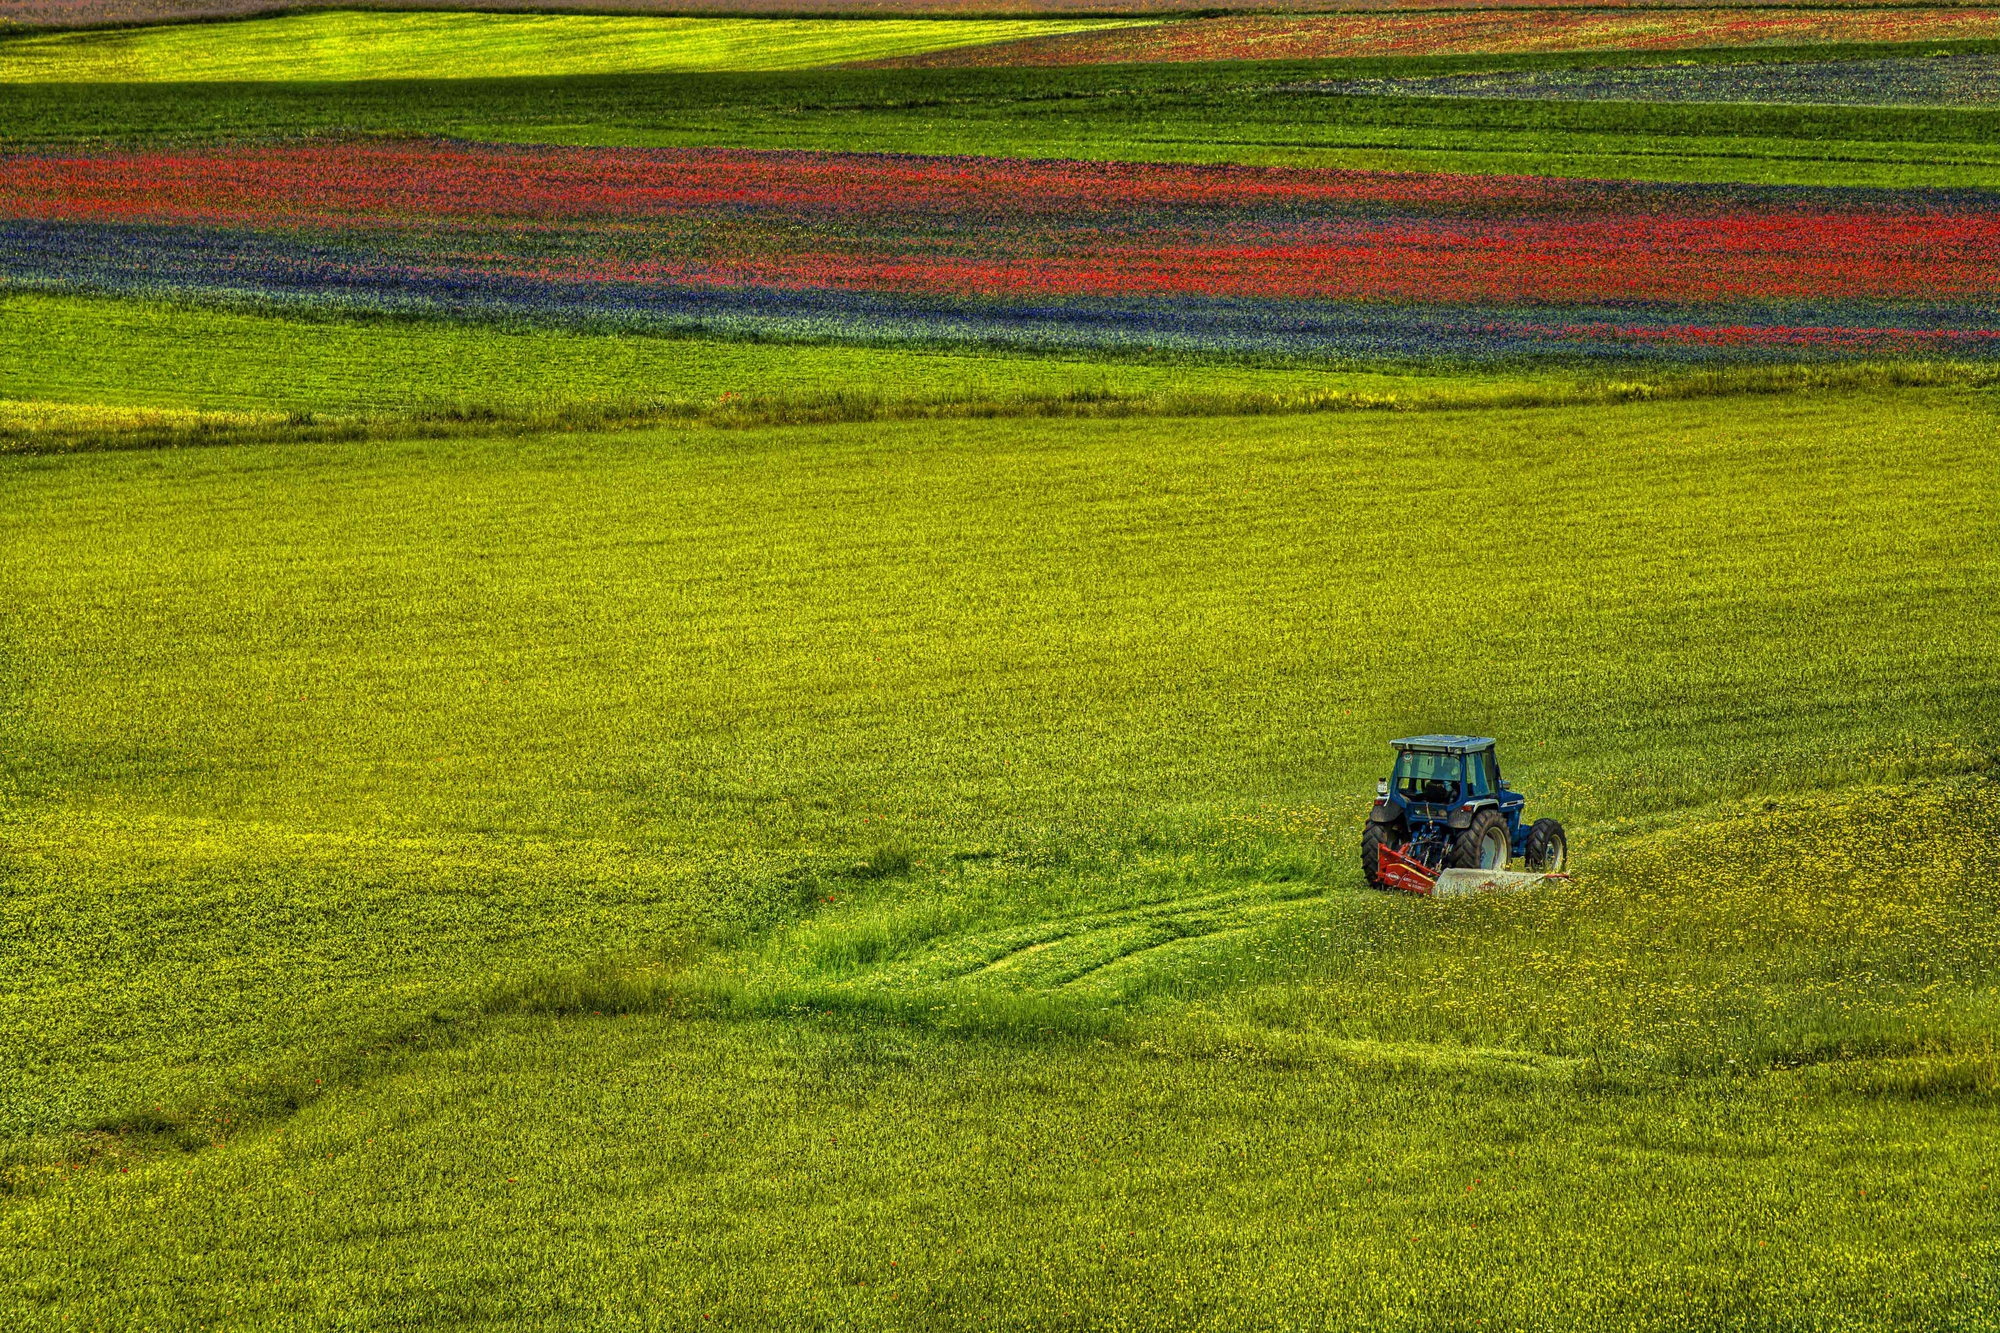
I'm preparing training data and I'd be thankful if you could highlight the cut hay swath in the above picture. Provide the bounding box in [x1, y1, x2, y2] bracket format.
[4, 143, 1997, 361]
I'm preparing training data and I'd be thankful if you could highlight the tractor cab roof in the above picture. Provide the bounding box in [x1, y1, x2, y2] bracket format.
[1390, 735, 1496, 755]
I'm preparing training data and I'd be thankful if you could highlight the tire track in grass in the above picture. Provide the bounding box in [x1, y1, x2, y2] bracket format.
[740, 881, 1330, 1011]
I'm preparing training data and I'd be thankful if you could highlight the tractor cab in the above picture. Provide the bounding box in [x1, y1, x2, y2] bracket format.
[1382, 735, 1519, 820]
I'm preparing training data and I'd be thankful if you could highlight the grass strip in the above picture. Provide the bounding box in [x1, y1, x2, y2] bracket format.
[9, 361, 2000, 453]
[6, 293, 1999, 453]
[7, 55, 2000, 184]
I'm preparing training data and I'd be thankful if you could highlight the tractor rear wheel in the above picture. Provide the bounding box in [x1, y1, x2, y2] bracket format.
[1361, 818, 1405, 888]
[1524, 818, 1569, 872]
[1449, 810, 1510, 871]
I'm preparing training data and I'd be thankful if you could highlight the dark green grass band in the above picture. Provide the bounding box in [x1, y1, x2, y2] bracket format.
[8, 47, 2000, 185]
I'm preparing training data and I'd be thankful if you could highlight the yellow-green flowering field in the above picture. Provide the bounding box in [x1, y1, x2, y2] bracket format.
[2, 390, 1995, 1328]
[0, 11, 1144, 81]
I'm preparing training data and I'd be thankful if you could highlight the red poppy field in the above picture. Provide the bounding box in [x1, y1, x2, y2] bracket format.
[9, 142, 1999, 361]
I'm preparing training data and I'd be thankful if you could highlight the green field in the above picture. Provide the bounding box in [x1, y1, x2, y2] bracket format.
[17, 291, 1986, 451]
[9, 49, 2000, 186]
[0, 291, 1635, 423]
[4, 392, 1999, 1325]
[0, 11, 1140, 81]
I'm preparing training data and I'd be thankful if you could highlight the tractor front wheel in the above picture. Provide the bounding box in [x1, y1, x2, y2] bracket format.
[1361, 818, 1405, 888]
[1524, 818, 1569, 873]
[1449, 810, 1510, 871]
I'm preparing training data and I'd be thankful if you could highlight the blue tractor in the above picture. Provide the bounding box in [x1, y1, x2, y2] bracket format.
[1361, 735, 1568, 892]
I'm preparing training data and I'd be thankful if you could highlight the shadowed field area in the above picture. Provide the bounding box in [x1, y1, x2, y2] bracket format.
[10, 56, 2000, 188]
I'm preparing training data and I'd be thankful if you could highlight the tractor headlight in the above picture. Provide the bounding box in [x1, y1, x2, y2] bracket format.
[1376, 779, 1388, 798]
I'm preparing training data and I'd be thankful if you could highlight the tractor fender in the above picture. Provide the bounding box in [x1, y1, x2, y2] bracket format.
[1447, 800, 1498, 830]
[1367, 802, 1403, 825]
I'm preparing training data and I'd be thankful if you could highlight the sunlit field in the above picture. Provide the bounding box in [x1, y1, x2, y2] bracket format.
[0, 11, 1139, 81]
[5, 394, 1998, 1327]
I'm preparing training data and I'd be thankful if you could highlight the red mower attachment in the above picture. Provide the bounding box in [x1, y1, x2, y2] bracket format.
[1373, 844, 1440, 895]
[1374, 842, 1575, 899]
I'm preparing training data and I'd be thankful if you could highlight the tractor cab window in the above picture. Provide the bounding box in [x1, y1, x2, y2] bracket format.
[1467, 750, 1499, 796]
[1393, 750, 1463, 805]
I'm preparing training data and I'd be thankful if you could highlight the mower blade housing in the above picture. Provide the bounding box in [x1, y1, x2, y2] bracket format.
[1374, 844, 1439, 895]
